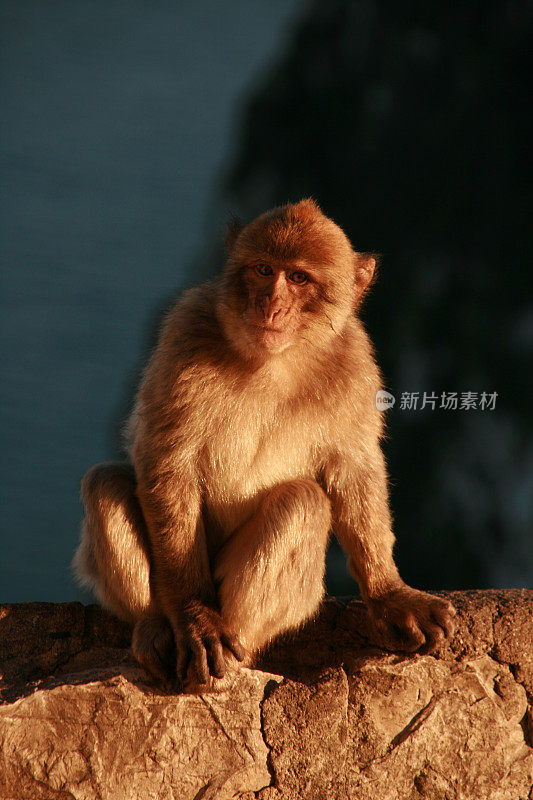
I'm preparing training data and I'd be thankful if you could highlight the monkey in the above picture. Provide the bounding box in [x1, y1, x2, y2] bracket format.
[74, 199, 455, 691]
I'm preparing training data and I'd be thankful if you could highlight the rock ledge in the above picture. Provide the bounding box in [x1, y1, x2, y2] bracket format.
[1, 590, 532, 799]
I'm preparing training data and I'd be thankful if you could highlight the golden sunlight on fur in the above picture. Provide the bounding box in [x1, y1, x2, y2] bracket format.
[74, 199, 455, 692]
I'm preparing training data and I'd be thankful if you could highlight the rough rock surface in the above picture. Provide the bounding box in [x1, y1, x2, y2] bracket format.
[0, 591, 532, 799]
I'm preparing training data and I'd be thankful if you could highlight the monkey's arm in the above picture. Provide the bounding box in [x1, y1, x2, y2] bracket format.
[322, 447, 455, 652]
[129, 312, 245, 684]
[133, 435, 245, 684]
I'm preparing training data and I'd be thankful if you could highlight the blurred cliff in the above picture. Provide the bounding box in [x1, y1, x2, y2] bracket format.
[211, 0, 533, 591]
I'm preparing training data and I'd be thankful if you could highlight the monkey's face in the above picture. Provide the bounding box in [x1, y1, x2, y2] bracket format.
[240, 262, 315, 352]
[219, 199, 375, 358]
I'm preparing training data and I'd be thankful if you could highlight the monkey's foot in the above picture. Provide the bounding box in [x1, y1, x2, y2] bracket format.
[132, 613, 176, 686]
[368, 584, 456, 654]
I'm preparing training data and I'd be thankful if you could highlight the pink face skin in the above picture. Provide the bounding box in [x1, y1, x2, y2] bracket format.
[242, 263, 315, 351]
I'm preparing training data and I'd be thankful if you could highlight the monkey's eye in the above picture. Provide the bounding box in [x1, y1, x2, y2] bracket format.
[256, 263, 274, 277]
[288, 270, 308, 285]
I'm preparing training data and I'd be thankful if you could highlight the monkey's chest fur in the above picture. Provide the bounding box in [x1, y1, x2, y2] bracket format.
[198, 386, 324, 536]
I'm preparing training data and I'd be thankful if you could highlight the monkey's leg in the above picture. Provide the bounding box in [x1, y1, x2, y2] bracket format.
[74, 462, 153, 624]
[214, 478, 332, 655]
[75, 462, 177, 682]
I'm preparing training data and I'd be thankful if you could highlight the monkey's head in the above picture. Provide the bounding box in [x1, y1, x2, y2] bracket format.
[217, 199, 376, 359]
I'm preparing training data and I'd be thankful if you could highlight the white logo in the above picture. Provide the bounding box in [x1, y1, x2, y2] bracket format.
[375, 390, 396, 411]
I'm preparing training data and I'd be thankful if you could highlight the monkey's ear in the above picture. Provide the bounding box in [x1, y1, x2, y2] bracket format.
[354, 253, 378, 302]
[225, 216, 244, 255]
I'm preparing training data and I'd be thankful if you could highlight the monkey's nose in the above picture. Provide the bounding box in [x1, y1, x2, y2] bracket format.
[266, 306, 289, 325]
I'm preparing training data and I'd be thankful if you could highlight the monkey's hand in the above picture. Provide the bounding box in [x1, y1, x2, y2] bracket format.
[366, 584, 456, 654]
[173, 599, 246, 686]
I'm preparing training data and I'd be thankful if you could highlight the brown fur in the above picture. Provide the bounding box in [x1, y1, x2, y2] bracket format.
[74, 199, 455, 691]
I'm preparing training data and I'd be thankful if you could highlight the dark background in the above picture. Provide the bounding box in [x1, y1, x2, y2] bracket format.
[1, 0, 532, 602]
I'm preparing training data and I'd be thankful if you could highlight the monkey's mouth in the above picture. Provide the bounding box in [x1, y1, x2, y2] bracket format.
[248, 321, 295, 350]
[256, 323, 286, 334]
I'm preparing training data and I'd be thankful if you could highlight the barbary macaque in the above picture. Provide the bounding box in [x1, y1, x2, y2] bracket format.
[74, 199, 455, 691]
